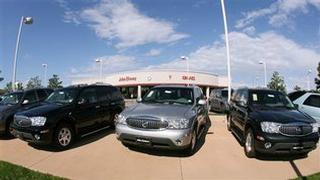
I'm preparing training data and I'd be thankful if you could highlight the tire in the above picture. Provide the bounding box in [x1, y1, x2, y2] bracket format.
[244, 128, 256, 158]
[227, 115, 232, 131]
[5, 118, 14, 137]
[184, 128, 197, 156]
[53, 123, 74, 150]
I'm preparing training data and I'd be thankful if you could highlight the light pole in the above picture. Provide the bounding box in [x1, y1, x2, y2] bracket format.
[42, 64, 48, 86]
[180, 56, 189, 86]
[220, 0, 232, 102]
[95, 59, 103, 82]
[259, 61, 267, 87]
[307, 69, 312, 90]
[254, 76, 260, 87]
[12, 16, 33, 91]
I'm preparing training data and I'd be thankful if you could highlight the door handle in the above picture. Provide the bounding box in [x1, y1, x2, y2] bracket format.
[95, 105, 101, 109]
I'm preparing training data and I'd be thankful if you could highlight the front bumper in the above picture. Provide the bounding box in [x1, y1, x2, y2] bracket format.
[116, 124, 192, 149]
[10, 125, 54, 144]
[254, 133, 319, 154]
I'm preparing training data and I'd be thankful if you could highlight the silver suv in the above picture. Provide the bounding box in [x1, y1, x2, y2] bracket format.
[115, 85, 209, 155]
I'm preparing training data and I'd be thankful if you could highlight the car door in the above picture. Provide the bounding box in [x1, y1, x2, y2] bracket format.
[232, 90, 248, 132]
[73, 87, 101, 130]
[36, 89, 49, 102]
[300, 94, 320, 121]
[96, 86, 112, 124]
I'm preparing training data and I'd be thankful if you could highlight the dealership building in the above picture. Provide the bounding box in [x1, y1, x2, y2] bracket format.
[72, 69, 228, 99]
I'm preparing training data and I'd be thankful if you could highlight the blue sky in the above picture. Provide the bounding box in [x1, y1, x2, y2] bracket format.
[1, 0, 320, 90]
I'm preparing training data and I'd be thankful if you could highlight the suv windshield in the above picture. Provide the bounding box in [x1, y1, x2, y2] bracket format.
[142, 87, 194, 105]
[46, 88, 78, 104]
[249, 91, 294, 109]
[0, 92, 23, 105]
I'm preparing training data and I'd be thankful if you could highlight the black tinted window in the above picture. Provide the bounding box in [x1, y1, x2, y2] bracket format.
[97, 87, 110, 102]
[37, 90, 48, 101]
[288, 91, 306, 102]
[78, 88, 98, 104]
[23, 91, 38, 104]
[303, 95, 320, 108]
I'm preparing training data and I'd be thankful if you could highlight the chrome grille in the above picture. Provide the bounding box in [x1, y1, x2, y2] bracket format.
[279, 124, 312, 136]
[126, 117, 168, 129]
[14, 116, 32, 127]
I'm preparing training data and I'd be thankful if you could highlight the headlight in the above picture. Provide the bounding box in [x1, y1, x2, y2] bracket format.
[260, 122, 281, 133]
[311, 123, 320, 133]
[30, 116, 46, 126]
[168, 118, 190, 129]
[116, 114, 126, 125]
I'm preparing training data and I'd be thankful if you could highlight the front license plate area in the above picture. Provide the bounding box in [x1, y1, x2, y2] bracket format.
[136, 138, 151, 145]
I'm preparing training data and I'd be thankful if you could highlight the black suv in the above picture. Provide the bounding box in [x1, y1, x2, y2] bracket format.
[209, 88, 233, 113]
[227, 88, 319, 158]
[11, 84, 125, 149]
[0, 88, 53, 136]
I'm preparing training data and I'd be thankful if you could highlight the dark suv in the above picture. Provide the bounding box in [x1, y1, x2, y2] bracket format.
[0, 88, 53, 136]
[209, 88, 233, 113]
[11, 84, 125, 149]
[227, 88, 319, 158]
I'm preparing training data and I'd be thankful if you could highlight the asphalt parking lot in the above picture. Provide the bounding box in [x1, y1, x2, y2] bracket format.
[0, 114, 319, 180]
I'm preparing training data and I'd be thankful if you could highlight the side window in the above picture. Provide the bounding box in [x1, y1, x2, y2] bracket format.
[111, 87, 122, 100]
[97, 87, 110, 102]
[303, 95, 320, 108]
[23, 91, 38, 104]
[78, 88, 98, 104]
[37, 90, 48, 101]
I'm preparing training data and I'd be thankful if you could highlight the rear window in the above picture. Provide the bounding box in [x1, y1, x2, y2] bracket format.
[288, 91, 306, 102]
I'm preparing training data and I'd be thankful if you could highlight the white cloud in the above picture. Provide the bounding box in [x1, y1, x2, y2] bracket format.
[236, 0, 320, 29]
[73, 0, 188, 48]
[145, 49, 162, 56]
[146, 31, 320, 90]
[70, 55, 139, 78]
[242, 26, 256, 35]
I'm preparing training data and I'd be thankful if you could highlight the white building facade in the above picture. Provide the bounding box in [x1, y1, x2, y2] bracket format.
[72, 69, 228, 99]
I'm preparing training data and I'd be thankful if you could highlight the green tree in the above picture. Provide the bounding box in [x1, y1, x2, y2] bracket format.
[267, 71, 287, 93]
[315, 62, 320, 91]
[47, 74, 63, 89]
[4, 82, 23, 92]
[26, 76, 42, 89]
[293, 85, 302, 91]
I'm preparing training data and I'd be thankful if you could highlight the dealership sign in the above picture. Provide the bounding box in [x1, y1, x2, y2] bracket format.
[119, 76, 137, 82]
[182, 75, 196, 81]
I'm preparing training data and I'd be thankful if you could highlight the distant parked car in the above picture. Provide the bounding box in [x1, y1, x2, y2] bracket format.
[228, 88, 319, 158]
[115, 85, 209, 155]
[11, 84, 125, 150]
[0, 88, 53, 136]
[288, 91, 320, 122]
[209, 88, 233, 113]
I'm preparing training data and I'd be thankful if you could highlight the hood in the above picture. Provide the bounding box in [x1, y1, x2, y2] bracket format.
[123, 103, 192, 119]
[16, 103, 67, 117]
[253, 108, 315, 124]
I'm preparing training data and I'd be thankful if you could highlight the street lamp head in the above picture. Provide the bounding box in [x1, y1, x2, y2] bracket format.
[307, 69, 312, 74]
[95, 59, 101, 63]
[23, 17, 33, 24]
[180, 56, 188, 60]
[42, 64, 48, 68]
[259, 61, 264, 64]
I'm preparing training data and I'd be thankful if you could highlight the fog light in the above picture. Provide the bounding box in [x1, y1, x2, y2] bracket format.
[34, 134, 40, 140]
[256, 135, 265, 141]
[264, 142, 272, 149]
[176, 139, 182, 145]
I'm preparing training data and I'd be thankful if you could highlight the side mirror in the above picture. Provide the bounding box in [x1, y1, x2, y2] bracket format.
[136, 97, 142, 103]
[22, 99, 29, 105]
[198, 99, 206, 106]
